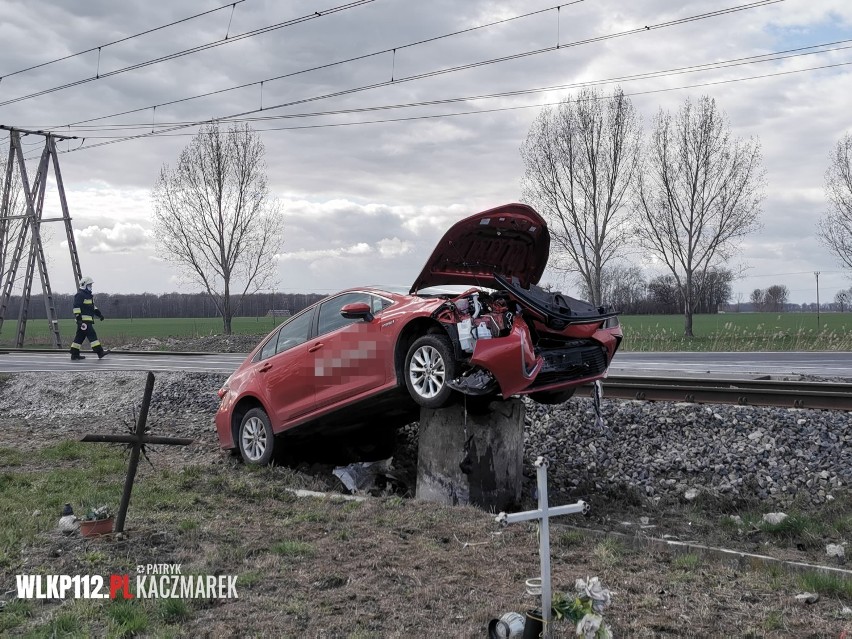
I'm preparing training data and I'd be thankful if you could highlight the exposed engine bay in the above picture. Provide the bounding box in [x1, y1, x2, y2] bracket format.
[425, 286, 620, 398]
[431, 289, 516, 353]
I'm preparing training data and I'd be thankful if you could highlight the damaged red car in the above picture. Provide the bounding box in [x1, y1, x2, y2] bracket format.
[216, 203, 622, 464]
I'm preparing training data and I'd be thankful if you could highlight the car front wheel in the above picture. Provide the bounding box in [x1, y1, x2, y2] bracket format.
[404, 334, 456, 408]
[238, 407, 275, 465]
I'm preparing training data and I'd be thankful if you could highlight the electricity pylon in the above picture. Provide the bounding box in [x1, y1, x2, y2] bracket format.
[0, 125, 82, 348]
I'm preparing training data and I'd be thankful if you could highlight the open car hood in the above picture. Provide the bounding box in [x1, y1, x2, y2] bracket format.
[409, 203, 550, 294]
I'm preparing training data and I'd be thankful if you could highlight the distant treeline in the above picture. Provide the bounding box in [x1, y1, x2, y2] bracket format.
[3, 292, 326, 320]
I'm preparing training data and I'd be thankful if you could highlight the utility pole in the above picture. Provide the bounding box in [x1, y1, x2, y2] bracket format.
[0, 125, 81, 348]
[814, 271, 820, 330]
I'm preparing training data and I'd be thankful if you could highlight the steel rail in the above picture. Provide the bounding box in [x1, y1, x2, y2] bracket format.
[586, 375, 852, 411]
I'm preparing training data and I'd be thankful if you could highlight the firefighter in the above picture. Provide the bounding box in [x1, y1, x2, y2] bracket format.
[70, 275, 108, 360]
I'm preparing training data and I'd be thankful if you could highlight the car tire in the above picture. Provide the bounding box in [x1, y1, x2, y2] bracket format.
[404, 334, 456, 408]
[529, 389, 576, 405]
[238, 408, 275, 465]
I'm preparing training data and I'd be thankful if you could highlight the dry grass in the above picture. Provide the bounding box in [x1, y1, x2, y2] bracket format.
[0, 420, 850, 638]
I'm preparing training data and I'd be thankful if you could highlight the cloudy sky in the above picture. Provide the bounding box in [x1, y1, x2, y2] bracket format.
[1, 0, 851, 304]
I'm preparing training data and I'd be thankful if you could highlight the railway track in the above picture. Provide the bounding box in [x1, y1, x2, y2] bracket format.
[589, 375, 852, 411]
[2, 349, 851, 410]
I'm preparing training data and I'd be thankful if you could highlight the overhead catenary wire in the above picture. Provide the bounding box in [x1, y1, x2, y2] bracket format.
[57, 1, 588, 130]
[61, 41, 852, 149]
[0, 0, 248, 80]
[30, 0, 791, 152]
[0, 0, 377, 109]
[12, 0, 780, 132]
[39, 38, 852, 134]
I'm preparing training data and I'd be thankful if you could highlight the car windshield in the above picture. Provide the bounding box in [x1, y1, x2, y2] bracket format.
[416, 285, 496, 297]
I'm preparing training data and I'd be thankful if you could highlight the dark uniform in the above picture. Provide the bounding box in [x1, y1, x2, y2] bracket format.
[70, 279, 107, 360]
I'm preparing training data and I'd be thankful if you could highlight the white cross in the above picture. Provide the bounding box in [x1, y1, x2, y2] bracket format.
[495, 456, 589, 639]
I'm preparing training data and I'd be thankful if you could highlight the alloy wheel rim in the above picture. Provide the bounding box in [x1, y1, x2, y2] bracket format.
[409, 345, 445, 398]
[241, 416, 267, 461]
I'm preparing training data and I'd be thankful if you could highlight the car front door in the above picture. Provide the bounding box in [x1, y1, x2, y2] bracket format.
[252, 308, 317, 429]
[311, 292, 394, 410]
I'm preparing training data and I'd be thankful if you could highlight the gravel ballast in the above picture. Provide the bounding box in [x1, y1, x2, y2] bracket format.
[1, 371, 849, 506]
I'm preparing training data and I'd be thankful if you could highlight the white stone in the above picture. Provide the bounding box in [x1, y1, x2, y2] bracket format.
[762, 512, 788, 525]
[826, 544, 845, 559]
[683, 488, 699, 501]
[57, 515, 79, 534]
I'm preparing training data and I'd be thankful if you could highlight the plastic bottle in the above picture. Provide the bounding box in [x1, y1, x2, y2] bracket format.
[476, 322, 492, 340]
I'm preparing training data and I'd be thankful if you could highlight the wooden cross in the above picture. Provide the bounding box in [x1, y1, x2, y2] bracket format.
[81, 371, 193, 533]
[495, 456, 589, 639]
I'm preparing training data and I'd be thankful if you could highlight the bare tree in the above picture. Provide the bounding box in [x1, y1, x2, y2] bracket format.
[817, 132, 852, 271]
[750, 288, 765, 311]
[835, 288, 851, 312]
[152, 124, 284, 334]
[578, 263, 646, 314]
[763, 284, 789, 312]
[634, 96, 764, 336]
[521, 87, 641, 306]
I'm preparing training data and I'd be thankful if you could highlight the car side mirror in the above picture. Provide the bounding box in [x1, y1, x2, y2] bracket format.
[340, 302, 374, 322]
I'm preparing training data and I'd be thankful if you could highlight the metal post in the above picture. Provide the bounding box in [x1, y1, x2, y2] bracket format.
[537, 460, 552, 637]
[815, 271, 820, 330]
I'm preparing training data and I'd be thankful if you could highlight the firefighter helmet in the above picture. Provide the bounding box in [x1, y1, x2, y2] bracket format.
[79, 276, 94, 288]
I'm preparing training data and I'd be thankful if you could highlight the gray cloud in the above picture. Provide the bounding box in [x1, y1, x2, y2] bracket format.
[1, 0, 851, 301]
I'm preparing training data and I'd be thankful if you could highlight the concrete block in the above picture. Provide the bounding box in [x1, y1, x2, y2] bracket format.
[416, 398, 524, 511]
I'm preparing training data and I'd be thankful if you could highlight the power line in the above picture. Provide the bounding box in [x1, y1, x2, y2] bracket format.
[0, 0, 377, 109]
[40, 0, 788, 151]
[56, 1, 587, 130]
[13, 0, 780, 132]
[0, 1, 247, 80]
[63, 41, 852, 150]
[41, 38, 852, 134]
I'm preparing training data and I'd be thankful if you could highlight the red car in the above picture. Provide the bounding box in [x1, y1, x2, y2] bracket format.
[216, 203, 622, 464]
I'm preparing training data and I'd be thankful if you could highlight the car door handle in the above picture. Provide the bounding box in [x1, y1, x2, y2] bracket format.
[308, 343, 324, 353]
[259, 363, 272, 372]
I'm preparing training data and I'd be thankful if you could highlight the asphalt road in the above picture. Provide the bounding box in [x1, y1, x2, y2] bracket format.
[1, 350, 850, 378]
[609, 351, 852, 379]
[0, 351, 247, 374]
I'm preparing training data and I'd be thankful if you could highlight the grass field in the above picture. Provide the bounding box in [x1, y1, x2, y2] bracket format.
[621, 312, 852, 351]
[0, 317, 284, 348]
[2, 312, 851, 351]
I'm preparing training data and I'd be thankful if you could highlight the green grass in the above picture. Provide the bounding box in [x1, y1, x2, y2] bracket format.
[672, 553, 702, 570]
[271, 540, 315, 558]
[621, 312, 852, 351]
[106, 600, 150, 638]
[6, 311, 852, 351]
[0, 316, 287, 348]
[797, 571, 852, 599]
[0, 445, 127, 569]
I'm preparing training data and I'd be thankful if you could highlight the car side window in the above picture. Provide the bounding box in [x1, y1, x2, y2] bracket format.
[317, 292, 372, 337]
[258, 310, 313, 361]
[274, 310, 313, 355]
[371, 295, 392, 313]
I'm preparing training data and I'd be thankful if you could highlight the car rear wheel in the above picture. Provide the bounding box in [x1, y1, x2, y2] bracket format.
[404, 334, 456, 408]
[238, 408, 275, 465]
[529, 389, 576, 405]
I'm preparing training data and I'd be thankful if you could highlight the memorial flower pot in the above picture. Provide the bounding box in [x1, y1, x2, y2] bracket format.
[80, 517, 113, 537]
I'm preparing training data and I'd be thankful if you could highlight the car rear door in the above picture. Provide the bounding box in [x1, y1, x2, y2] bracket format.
[311, 292, 395, 410]
[252, 308, 317, 429]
